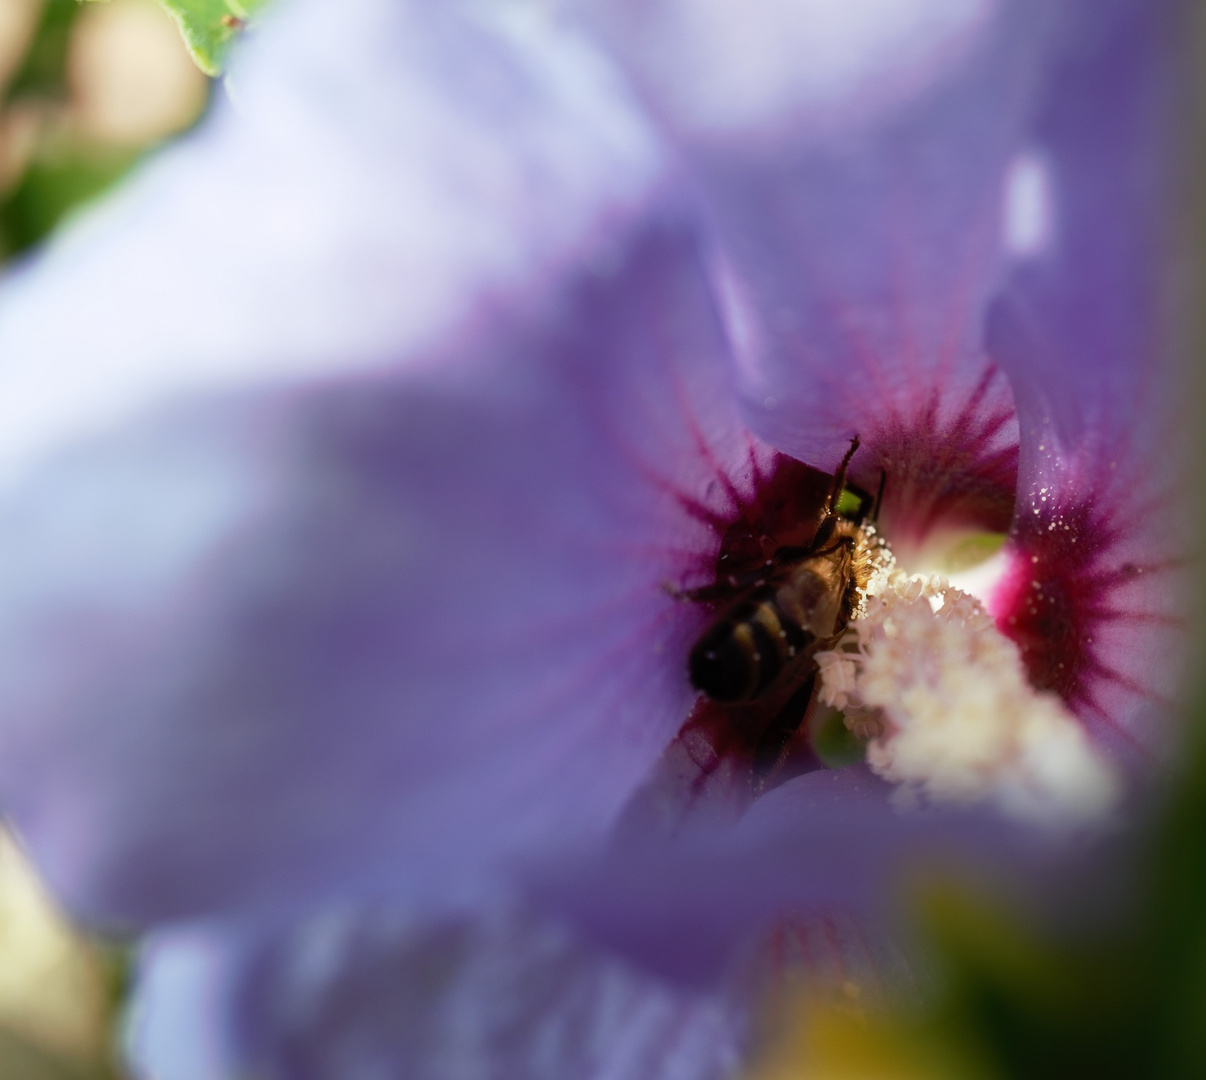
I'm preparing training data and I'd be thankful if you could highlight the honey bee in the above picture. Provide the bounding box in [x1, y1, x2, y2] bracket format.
[687, 438, 875, 704]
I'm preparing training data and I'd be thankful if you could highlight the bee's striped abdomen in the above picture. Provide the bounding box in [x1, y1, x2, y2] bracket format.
[689, 589, 813, 702]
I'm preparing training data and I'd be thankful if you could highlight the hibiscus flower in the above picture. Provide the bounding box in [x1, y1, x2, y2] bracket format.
[0, 0, 1185, 1076]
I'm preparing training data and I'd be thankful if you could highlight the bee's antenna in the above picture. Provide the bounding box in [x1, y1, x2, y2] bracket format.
[824, 436, 860, 518]
[814, 436, 859, 550]
[872, 468, 887, 524]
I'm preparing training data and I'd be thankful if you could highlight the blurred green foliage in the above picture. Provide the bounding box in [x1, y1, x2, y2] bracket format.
[0, 0, 218, 259]
[0, 1024, 117, 1080]
[8, 0, 75, 99]
[0, 935, 132, 1080]
[805, 710, 1206, 1080]
[0, 147, 136, 256]
[751, 721, 1206, 1080]
[0, 1, 134, 257]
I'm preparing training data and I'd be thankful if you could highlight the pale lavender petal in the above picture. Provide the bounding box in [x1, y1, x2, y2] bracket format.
[985, 0, 1189, 753]
[582, 1, 1053, 545]
[0, 0, 665, 478]
[125, 926, 249, 1080]
[0, 0, 756, 923]
[128, 906, 747, 1080]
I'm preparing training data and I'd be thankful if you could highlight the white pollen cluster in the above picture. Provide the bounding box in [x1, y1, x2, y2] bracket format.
[814, 555, 1119, 828]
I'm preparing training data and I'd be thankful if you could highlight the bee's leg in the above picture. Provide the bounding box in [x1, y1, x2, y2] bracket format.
[752, 673, 822, 794]
[808, 532, 855, 561]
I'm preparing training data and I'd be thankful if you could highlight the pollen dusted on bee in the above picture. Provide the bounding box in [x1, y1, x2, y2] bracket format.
[814, 550, 1119, 828]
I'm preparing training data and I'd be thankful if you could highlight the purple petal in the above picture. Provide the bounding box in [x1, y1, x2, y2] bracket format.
[0, 1, 758, 923]
[0, 0, 666, 459]
[532, 766, 1117, 989]
[583, 2, 1055, 546]
[578, 0, 1011, 145]
[985, 0, 1189, 753]
[128, 907, 747, 1080]
[532, 770, 931, 989]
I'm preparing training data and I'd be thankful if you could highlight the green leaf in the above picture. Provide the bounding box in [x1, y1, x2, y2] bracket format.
[108, 0, 272, 76]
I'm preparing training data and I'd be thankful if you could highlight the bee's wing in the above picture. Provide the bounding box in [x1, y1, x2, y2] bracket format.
[777, 553, 847, 641]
